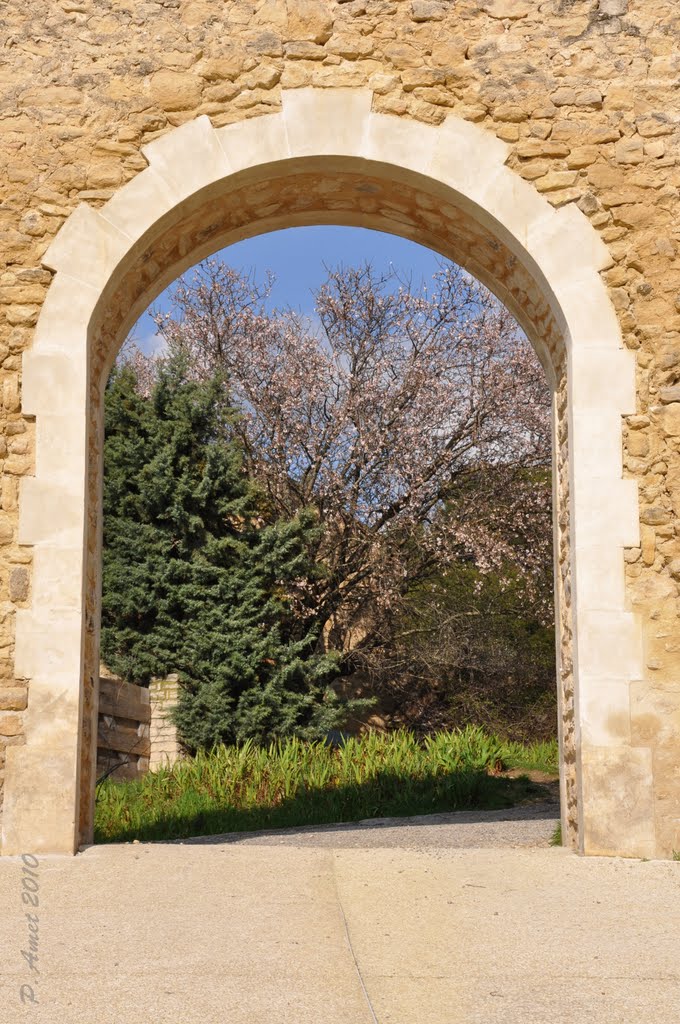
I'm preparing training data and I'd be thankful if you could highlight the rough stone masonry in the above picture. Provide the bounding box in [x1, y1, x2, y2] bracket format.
[0, 0, 679, 857]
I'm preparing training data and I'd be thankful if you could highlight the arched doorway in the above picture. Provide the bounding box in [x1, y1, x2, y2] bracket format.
[2, 88, 644, 857]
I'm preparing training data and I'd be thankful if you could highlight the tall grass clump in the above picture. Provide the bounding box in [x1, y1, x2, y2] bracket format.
[94, 726, 557, 844]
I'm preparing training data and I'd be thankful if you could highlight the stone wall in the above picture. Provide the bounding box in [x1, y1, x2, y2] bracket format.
[0, 0, 679, 856]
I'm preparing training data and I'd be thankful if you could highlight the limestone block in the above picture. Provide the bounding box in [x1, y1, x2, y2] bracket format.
[651, 747, 680, 856]
[285, 0, 333, 44]
[627, 571, 677, 607]
[631, 682, 680, 748]
[636, 115, 675, 138]
[0, 516, 13, 545]
[643, 139, 663, 158]
[199, 52, 247, 82]
[493, 104, 528, 123]
[100, 167, 179, 242]
[485, 0, 530, 17]
[575, 89, 602, 108]
[640, 526, 656, 566]
[365, 111, 438, 176]
[516, 140, 570, 158]
[640, 506, 669, 526]
[216, 115, 289, 175]
[551, 87, 576, 107]
[383, 42, 425, 69]
[9, 567, 28, 602]
[284, 41, 326, 60]
[150, 70, 202, 112]
[566, 146, 599, 168]
[581, 746, 656, 858]
[572, 542, 626, 610]
[282, 87, 371, 157]
[659, 403, 680, 437]
[41, 204, 130, 293]
[143, 118, 230, 205]
[627, 430, 649, 457]
[19, 471, 82, 558]
[253, 0, 288, 33]
[2, 746, 79, 855]
[401, 68, 446, 91]
[578, 610, 643, 681]
[430, 37, 467, 67]
[581, 680, 632, 748]
[410, 1, 445, 21]
[534, 170, 578, 192]
[20, 85, 82, 108]
[327, 35, 375, 60]
[0, 689, 27, 712]
[613, 136, 644, 165]
[0, 714, 23, 735]
[659, 385, 680, 404]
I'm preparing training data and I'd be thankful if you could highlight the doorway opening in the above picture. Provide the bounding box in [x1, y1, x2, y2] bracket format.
[94, 226, 559, 842]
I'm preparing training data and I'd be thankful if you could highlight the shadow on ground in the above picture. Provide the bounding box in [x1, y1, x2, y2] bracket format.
[94, 768, 558, 845]
[173, 799, 560, 849]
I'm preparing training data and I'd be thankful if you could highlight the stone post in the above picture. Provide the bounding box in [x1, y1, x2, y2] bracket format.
[149, 675, 182, 770]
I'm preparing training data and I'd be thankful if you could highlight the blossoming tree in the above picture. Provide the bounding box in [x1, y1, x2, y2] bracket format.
[130, 258, 552, 666]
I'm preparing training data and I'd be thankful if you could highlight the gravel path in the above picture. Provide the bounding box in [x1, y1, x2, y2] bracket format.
[174, 799, 560, 849]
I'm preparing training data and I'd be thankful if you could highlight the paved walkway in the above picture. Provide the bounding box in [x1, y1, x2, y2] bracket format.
[178, 800, 559, 850]
[1, 807, 679, 1024]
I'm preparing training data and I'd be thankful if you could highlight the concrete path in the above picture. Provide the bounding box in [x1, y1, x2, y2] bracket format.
[1, 808, 679, 1024]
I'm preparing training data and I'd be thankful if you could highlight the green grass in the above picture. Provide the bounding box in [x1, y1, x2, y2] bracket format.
[94, 726, 559, 844]
[501, 738, 559, 775]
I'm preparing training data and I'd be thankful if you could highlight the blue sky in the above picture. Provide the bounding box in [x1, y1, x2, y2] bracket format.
[131, 225, 450, 352]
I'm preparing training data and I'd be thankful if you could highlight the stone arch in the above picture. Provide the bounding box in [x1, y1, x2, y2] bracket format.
[1, 88, 644, 857]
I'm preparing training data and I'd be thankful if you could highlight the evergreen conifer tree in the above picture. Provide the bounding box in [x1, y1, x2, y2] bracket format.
[101, 355, 355, 749]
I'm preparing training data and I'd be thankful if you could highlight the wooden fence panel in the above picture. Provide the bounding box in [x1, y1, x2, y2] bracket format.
[98, 677, 150, 723]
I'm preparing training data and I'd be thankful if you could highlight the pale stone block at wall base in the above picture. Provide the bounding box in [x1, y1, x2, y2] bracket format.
[1, 746, 79, 855]
[651, 747, 680, 858]
[581, 746, 656, 859]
